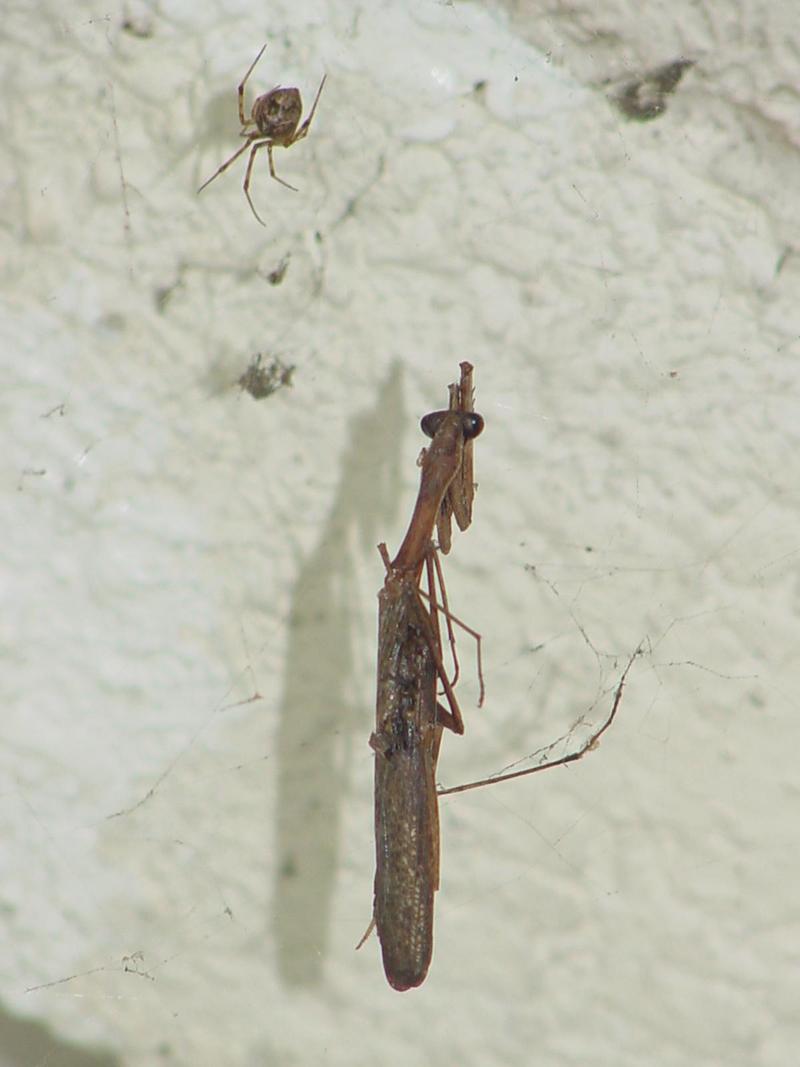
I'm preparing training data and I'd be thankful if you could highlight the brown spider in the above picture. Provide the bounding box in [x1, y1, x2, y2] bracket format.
[198, 44, 326, 226]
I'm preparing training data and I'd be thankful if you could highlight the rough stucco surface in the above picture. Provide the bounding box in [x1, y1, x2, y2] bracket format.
[2, 1, 800, 1065]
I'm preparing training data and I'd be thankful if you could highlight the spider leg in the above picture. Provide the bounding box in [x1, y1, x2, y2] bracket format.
[198, 137, 254, 194]
[291, 73, 327, 144]
[267, 143, 299, 192]
[238, 43, 267, 126]
[243, 140, 271, 225]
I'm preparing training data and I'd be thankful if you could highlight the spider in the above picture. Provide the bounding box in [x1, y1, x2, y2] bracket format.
[198, 44, 326, 226]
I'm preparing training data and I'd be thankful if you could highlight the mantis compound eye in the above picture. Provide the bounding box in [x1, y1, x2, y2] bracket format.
[461, 413, 484, 439]
[420, 411, 485, 440]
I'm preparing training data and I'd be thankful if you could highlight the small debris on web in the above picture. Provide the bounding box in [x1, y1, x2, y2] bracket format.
[121, 16, 154, 38]
[238, 353, 295, 399]
[612, 59, 695, 122]
[266, 255, 290, 286]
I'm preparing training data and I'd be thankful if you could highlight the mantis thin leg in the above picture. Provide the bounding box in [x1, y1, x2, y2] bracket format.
[437, 646, 641, 796]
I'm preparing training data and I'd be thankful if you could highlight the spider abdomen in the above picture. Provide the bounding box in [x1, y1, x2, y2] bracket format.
[253, 89, 303, 144]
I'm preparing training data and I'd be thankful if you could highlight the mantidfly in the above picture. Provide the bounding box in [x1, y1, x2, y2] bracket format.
[364, 363, 639, 991]
[363, 362, 484, 991]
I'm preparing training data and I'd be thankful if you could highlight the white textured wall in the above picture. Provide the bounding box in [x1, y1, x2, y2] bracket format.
[3, 1, 799, 1065]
